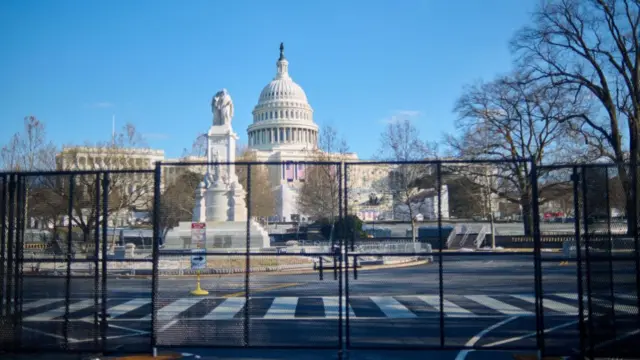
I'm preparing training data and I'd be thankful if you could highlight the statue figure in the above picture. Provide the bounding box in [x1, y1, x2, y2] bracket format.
[212, 89, 234, 126]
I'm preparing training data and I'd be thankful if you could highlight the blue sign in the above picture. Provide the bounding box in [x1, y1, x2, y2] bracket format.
[190, 249, 207, 270]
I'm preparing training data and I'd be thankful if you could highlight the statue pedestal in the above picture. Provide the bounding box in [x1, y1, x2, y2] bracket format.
[205, 183, 229, 222]
[164, 220, 270, 250]
[165, 88, 271, 250]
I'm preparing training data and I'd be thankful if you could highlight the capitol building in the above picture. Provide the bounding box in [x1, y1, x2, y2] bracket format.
[57, 44, 451, 224]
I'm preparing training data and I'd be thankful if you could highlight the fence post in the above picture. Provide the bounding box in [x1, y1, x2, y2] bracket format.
[63, 174, 75, 350]
[93, 173, 101, 349]
[605, 167, 616, 340]
[530, 162, 544, 355]
[151, 163, 161, 352]
[0, 175, 6, 319]
[437, 162, 445, 348]
[580, 166, 595, 359]
[6, 175, 15, 325]
[571, 166, 586, 358]
[244, 163, 251, 347]
[338, 162, 343, 351]
[15, 176, 26, 350]
[342, 162, 350, 350]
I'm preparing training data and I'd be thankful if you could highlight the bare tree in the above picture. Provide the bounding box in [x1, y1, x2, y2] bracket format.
[297, 125, 351, 222]
[49, 123, 154, 248]
[156, 170, 201, 241]
[181, 133, 207, 158]
[236, 148, 276, 222]
[446, 73, 586, 234]
[378, 119, 436, 243]
[512, 0, 640, 232]
[1, 116, 57, 231]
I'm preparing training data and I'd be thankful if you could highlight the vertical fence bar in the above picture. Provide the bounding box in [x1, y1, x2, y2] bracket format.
[93, 173, 101, 349]
[581, 166, 595, 359]
[0, 175, 6, 317]
[5, 175, 14, 322]
[437, 162, 445, 348]
[244, 163, 251, 347]
[101, 173, 109, 350]
[342, 162, 349, 349]
[530, 162, 544, 354]
[13, 176, 22, 328]
[64, 174, 75, 350]
[14, 176, 25, 349]
[572, 166, 586, 358]
[337, 162, 343, 351]
[151, 163, 161, 351]
[605, 167, 616, 340]
[632, 162, 640, 331]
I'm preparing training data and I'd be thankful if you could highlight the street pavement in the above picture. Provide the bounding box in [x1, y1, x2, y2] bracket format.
[13, 254, 639, 358]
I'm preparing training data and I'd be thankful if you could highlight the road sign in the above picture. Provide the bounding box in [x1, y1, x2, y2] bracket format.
[191, 249, 206, 270]
[191, 222, 206, 248]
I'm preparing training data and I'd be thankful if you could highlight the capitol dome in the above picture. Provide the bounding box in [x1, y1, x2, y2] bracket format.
[247, 43, 319, 151]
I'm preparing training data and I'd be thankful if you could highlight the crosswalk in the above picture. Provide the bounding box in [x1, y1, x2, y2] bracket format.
[19, 293, 637, 322]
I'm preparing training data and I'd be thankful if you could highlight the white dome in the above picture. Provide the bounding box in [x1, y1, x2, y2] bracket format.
[258, 76, 308, 104]
[248, 43, 319, 152]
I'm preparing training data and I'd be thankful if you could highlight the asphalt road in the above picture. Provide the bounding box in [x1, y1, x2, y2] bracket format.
[14, 254, 638, 357]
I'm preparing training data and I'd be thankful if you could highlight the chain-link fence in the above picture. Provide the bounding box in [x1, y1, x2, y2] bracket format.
[1, 160, 638, 358]
[1, 170, 155, 354]
[537, 164, 640, 359]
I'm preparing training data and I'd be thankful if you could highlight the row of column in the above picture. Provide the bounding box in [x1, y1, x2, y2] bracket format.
[249, 127, 317, 146]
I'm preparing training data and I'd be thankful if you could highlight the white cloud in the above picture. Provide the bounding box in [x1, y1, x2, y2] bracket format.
[380, 110, 421, 124]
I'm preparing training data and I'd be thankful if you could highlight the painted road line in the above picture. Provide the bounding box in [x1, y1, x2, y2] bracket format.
[615, 293, 638, 301]
[157, 298, 202, 320]
[323, 297, 356, 319]
[202, 297, 246, 320]
[512, 294, 578, 315]
[21, 298, 62, 311]
[80, 298, 150, 321]
[465, 295, 532, 316]
[370, 296, 416, 318]
[555, 293, 636, 314]
[418, 295, 473, 317]
[264, 297, 299, 319]
[24, 299, 95, 321]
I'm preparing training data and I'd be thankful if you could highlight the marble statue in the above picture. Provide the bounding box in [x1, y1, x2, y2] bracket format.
[212, 89, 234, 126]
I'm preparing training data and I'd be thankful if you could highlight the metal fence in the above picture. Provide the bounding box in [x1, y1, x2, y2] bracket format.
[0, 160, 638, 359]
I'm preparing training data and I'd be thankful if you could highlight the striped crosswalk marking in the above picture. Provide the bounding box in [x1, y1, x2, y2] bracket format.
[417, 295, 473, 317]
[323, 297, 355, 318]
[555, 293, 637, 315]
[615, 293, 638, 301]
[81, 298, 149, 321]
[264, 297, 298, 319]
[370, 296, 416, 318]
[466, 295, 532, 315]
[24, 299, 95, 321]
[157, 298, 202, 320]
[21, 292, 636, 322]
[512, 295, 578, 315]
[22, 298, 61, 311]
[203, 297, 245, 320]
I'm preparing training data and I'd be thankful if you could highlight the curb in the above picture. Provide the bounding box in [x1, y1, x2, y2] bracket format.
[21, 258, 432, 279]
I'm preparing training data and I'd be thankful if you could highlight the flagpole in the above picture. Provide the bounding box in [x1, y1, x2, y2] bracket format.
[112, 115, 115, 146]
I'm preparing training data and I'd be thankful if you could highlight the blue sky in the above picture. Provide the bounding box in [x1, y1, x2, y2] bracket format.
[0, 0, 537, 160]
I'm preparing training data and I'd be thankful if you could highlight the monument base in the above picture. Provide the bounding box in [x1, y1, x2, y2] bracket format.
[163, 220, 270, 250]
